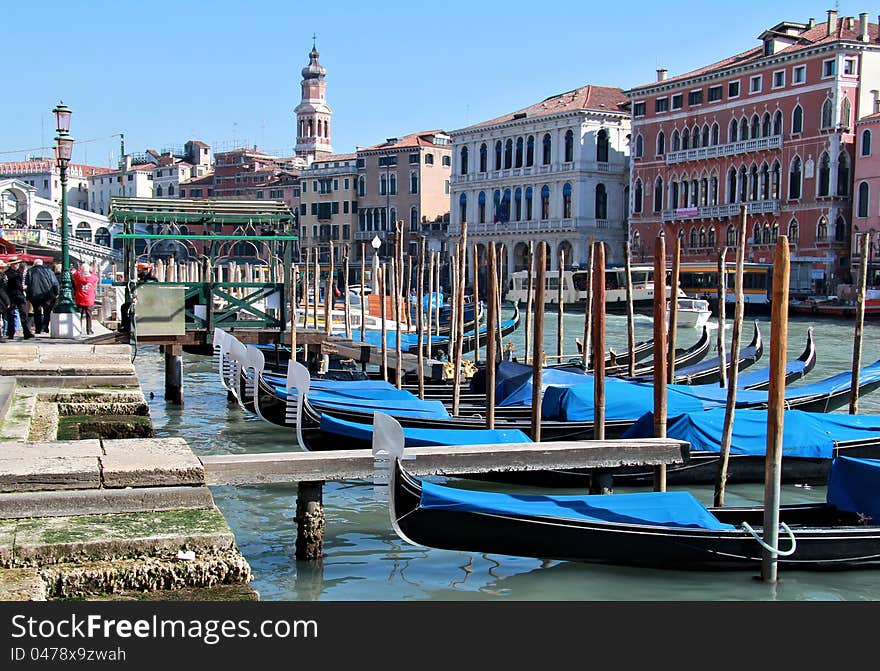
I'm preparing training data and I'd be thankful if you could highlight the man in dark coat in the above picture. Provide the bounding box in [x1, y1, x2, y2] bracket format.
[0, 259, 10, 341]
[25, 258, 59, 334]
[4, 256, 34, 339]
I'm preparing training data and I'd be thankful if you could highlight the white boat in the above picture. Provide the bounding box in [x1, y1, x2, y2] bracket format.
[506, 266, 685, 312]
[670, 298, 712, 330]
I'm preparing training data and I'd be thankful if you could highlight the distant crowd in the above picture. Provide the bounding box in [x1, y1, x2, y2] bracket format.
[0, 256, 101, 340]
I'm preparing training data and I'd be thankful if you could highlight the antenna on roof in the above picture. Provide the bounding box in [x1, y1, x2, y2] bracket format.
[313, 33, 317, 49]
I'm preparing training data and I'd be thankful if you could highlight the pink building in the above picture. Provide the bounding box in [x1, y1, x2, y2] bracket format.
[853, 110, 880, 284]
[626, 10, 880, 294]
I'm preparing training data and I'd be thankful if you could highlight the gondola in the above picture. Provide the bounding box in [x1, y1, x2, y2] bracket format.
[384, 415, 880, 570]
[624, 321, 763, 386]
[574, 336, 656, 368]
[615, 407, 880, 485]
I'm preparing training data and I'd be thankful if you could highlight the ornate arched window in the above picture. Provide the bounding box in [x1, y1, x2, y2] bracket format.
[863, 130, 873, 157]
[817, 216, 828, 240]
[707, 226, 716, 248]
[460, 146, 469, 174]
[751, 114, 760, 138]
[773, 110, 783, 136]
[634, 178, 643, 214]
[817, 153, 831, 197]
[479, 143, 488, 172]
[593, 183, 605, 220]
[711, 123, 719, 146]
[835, 216, 847, 242]
[699, 227, 707, 248]
[156, 184, 163, 197]
[515, 137, 523, 167]
[672, 129, 681, 152]
[656, 131, 666, 155]
[701, 124, 710, 147]
[788, 220, 799, 243]
[842, 97, 852, 129]
[459, 193, 467, 223]
[729, 119, 738, 143]
[689, 227, 698, 248]
[542, 134, 552, 164]
[564, 183, 574, 218]
[540, 185, 551, 219]
[410, 171, 418, 194]
[762, 113, 771, 137]
[821, 99, 834, 129]
[789, 156, 802, 199]
[494, 140, 502, 170]
[478, 191, 486, 223]
[681, 128, 690, 150]
[634, 133, 643, 159]
[504, 139, 513, 169]
[859, 182, 870, 218]
[526, 136, 535, 166]
[727, 225, 736, 246]
[837, 153, 850, 196]
[565, 130, 575, 162]
[727, 167, 737, 204]
[410, 206, 419, 229]
[596, 129, 609, 162]
[792, 105, 804, 134]
[653, 176, 663, 212]
[525, 186, 533, 220]
[514, 187, 522, 220]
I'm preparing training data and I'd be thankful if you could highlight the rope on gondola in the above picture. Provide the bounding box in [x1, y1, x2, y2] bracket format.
[741, 521, 797, 557]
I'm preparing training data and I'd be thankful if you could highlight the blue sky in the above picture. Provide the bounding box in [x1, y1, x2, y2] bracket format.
[0, 0, 866, 166]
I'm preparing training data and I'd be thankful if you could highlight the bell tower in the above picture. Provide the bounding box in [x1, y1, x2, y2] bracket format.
[295, 38, 333, 162]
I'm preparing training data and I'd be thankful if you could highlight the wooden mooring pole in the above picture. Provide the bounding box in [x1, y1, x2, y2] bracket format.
[452, 224, 468, 416]
[717, 248, 728, 388]
[592, 243, 606, 441]
[530, 241, 547, 441]
[473, 243, 481, 363]
[525, 241, 534, 364]
[343, 248, 352, 340]
[557, 250, 565, 362]
[714, 206, 747, 507]
[417, 236, 426, 400]
[486, 242, 498, 429]
[426, 249, 435, 362]
[582, 238, 594, 369]
[624, 238, 636, 377]
[652, 234, 667, 492]
[762, 234, 790, 584]
[667, 236, 681, 384]
[392, 256, 402, 390]
[850, 231, 870, 414]
[294, 481, 324, 561]
[163, 344, 184, 405]
[360, 242, 366, 347]
[380, 264, 388, 382]
[324, 242, 334, 337]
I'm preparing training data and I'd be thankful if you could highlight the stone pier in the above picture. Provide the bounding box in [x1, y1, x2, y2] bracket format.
[0, 342, 256, 600]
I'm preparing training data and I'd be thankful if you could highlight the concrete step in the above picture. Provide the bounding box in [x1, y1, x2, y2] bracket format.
[0, 377, 15, 422]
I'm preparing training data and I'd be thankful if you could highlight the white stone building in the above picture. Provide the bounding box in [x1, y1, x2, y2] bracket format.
[88, 157, 155, 215]
[449, 84, 631, 280]
[0, 159, 107, 213]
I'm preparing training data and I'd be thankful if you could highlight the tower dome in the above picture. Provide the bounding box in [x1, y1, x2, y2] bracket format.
[302, 47, 326, 80]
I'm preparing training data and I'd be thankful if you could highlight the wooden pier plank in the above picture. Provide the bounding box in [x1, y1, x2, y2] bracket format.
[200, 438, 689, 486]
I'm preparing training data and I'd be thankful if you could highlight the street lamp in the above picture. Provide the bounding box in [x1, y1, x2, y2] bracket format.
[50, 100, 80, 338]
[370, 234, 381, 294]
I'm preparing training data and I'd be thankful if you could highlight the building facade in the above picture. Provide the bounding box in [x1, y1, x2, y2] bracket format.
[853, 110, 880, 284]
[298, 153, 357, 262]
[295, 44, 333, 163]
[356, 131, 453, 261]
[0, 160, 107, 213]
[449, 84, 631, 285]
[153, 140, 213, 198]
[626, 11, 880, 293]
[88, 157, 155, 215]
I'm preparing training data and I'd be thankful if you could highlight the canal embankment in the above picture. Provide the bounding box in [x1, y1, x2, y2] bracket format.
[0, 341, 256, 600]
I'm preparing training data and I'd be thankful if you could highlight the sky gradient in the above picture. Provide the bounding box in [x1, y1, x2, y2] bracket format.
[1, 1, 867, 167]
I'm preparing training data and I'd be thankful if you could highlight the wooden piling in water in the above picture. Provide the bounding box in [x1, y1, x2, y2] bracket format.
[582, 238, 594, 369]
[290, 262, 298, 363]
[343, 249, 352, 340]
[496, 247, 504, 356]
[417, 236, 426, 400]
[530, 241, 547, 441]
[717, 248, 728, 388]
[324, 243, 334, 336]
[392, 257, 402, 390]
[525, 241, 534, 365]
[624, 238, 636, 377]
[473, 243, 480, 363]
[652, 234, 667, 492]
[163, 344, 184, 406]
[592, 243, 606, 441]
[294, 481, 324, 561]
[714, 206, 747, 507]
[427, 249, 435, 362]
[304, 248, 311, 331]
[452, 224, 468, 416]
[667, 237, 681, 384]
[434, 251, 441, 342]
[380, 264, 388, 382]
[312, 254, 320, 331]
[360, 243, 367, 347]
[850, 231, 870, 414]
[486, 242, 498, 429]
[557, 250, 565, 362]
[762, 234, 790, 584]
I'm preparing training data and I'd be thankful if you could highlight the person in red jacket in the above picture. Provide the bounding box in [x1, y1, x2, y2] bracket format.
[72, 262, 98, 335]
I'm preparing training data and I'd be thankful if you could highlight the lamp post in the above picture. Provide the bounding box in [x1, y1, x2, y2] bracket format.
[50, 101, 80, 338]
[370, 234, 381, 294]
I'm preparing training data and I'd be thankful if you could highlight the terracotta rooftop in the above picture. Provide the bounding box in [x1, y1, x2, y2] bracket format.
[858, 111, 880, 123]
[629, 17, 880, 92]
[460, 85, 629, 131]
[359, 131, 450, 152]
[312, 152, 357, 162]
[180, 173, 215, 186]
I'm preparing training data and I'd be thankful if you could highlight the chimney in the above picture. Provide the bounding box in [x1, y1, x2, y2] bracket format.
[846, 16, 854, 31]
[872, 90, 880, 114]
[657, 68, 668, 82]
[808, 17, 815, 29]
[827, 9, 838, 36]
[861, 13, 870, 41]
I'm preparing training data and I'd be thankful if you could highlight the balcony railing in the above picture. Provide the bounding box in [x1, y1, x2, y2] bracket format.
[664, 135, 782, 165]
[354, 229, 389, 241]
[661, 199, 779, 222]
[451, 218, 607, 235]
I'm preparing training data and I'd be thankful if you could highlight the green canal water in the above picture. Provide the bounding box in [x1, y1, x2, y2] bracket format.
[134, 309, 880, 600]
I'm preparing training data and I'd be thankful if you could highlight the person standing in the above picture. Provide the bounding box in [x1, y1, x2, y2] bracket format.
[0, 259, 10, 341]
[25, 258, 59, 334]
[72, 262, 98, 335]
[4, 256, 33, 339]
